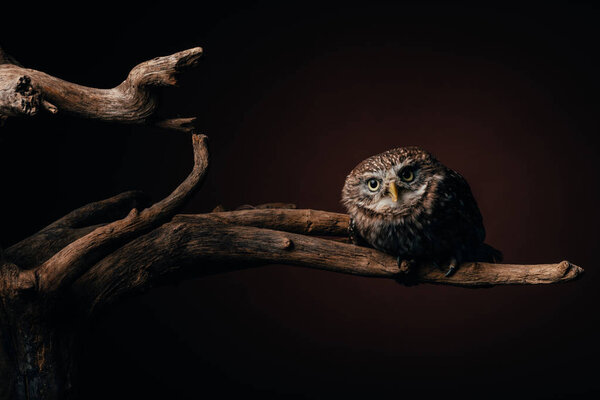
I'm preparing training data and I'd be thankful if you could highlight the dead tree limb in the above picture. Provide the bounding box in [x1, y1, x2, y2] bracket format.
[171, 211, 582, 283]
[175, 209, 351, 235]
[33, 134, 209, 293]
[0, 45, 203, 127]
[173, 211, 582, 285]
[0, 44, 584, 400]
[5, 191, 150, 269]
[71, 218, 582, 314]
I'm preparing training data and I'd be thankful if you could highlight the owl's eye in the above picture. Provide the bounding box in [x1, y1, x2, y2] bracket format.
[399, 167, 415, 183]
[367, 178, 381, 192]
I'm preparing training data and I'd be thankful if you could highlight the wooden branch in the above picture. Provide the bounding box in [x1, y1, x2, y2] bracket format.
[7, 193, 580, 305]
[175, 210, 582, 284]
[32, 134, 209, 293]
[72, 220, 398, 311]
[416, 260, 582, 285]
[47, 190, 150, 229]
[0, 46, 202, 124]
[4, 191, 148, 268]
[174, 209, 350, 236]
[5, 225, 103, 271]
[72, 219, 582, 313]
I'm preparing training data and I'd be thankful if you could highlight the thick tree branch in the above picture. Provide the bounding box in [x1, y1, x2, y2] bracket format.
[7, 191, 581, 304]
[71, 219, 582, 313]
[174, 211, 582, 283]
[72, 221, 398, 312]
[174, 209, 350, 236]
[0, 46, 202, 124]
[47, 190, 150, 229]
[7, 199, 579, 308]
[5, 225, 104, 271]
[32, 134, 209, 293]
[4, 191, 148, 269]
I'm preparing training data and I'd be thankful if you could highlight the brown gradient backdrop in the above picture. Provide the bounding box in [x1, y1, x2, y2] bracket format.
[1, 2, 599, 399]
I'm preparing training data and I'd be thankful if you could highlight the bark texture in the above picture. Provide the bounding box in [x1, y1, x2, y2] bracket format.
[0, 45, 584, 400]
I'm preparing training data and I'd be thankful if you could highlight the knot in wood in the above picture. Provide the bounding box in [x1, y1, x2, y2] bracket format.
[0, 73, 41, 117]
[15, 75, 34, 95]
[281, 237, 294, 250]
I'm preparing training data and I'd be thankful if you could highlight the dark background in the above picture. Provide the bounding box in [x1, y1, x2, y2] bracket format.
[1, 1, 599, 398]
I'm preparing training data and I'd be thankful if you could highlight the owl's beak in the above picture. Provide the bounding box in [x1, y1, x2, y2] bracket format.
[388, 181, 399, 202]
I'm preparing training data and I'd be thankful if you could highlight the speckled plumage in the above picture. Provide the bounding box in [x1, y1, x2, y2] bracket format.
[341, 146, 501, 276]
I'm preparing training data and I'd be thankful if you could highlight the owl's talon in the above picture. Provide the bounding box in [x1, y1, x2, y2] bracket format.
[445, 265, 456, 277]
[395, 258, 418, 286]
[397, 258, 414, 275]
[445, 258, 458, 277]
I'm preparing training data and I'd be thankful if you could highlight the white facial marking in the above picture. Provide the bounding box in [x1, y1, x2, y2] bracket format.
[400, 182, 427, 204]
[370, 197, 398, 212]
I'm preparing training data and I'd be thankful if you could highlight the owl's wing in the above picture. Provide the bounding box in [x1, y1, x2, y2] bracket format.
[448, 171, 504, 262]
[445, 169, 486, 244]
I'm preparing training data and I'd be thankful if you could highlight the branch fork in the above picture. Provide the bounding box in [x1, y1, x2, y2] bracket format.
[33, 133, 209, 293]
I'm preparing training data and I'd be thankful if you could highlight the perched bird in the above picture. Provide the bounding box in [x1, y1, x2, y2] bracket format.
[341, 146, 501, 278]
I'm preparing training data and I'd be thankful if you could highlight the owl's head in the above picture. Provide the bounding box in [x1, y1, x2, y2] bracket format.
[341, 146, 444, 218]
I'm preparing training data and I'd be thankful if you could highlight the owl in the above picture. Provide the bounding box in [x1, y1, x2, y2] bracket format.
[341, 146, 501, 279]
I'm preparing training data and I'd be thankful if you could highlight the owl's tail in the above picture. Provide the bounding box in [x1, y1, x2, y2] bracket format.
[477, 243, 503, 263]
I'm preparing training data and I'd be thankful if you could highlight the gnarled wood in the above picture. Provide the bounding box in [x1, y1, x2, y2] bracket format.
[415, 260, 581, 285]
[174, 209, 350, 236]
[5, 191, 149, 269]
[71, 213, 583, 314]
[0, 43, 585, 400]
[0, 46, 202, 124]
[0, 44, 212, 400]
[34, 134, 209, 293]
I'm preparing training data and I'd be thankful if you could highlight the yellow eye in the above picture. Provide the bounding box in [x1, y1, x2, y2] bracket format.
[400, 167, 415, 182]
[367, 178, 380, 192]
